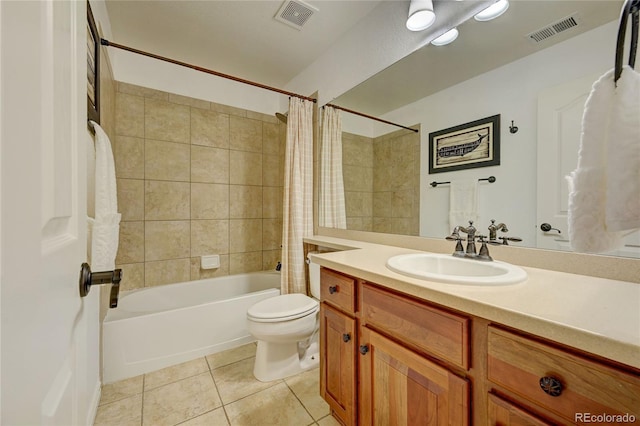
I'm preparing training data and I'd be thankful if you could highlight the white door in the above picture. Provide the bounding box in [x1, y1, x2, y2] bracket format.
[537, 73, 640, 257]
[1, 1, 101, 425]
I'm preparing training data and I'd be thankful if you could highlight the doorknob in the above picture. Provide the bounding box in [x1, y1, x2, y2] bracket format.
[79, 263, 122, 308]
[540, 223, 561, 234]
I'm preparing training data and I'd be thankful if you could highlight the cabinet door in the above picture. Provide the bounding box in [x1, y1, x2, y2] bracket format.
[487, 393, 552, 426]
[359, 328, 469, 425]
[320, 303, 357, 426]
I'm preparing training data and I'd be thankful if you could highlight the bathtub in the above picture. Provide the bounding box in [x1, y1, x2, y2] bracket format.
[102, 271, 280, 383]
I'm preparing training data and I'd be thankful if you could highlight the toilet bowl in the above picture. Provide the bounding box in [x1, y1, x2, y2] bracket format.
[247, 254, 321, 382]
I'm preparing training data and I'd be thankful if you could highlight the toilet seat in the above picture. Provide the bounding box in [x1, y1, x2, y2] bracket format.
[247, 294, 319, 323]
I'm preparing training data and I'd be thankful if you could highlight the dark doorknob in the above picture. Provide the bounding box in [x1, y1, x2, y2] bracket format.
[540, 223, 561, 234]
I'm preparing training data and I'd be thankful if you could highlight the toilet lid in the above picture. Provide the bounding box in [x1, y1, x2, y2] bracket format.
[247, 294, 318, 322]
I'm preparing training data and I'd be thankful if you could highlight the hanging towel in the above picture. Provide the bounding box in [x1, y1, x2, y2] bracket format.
[89, 121, 121, 272]
[449, 178, 478, 231]
[605, 66, 640, 232]
[566, 66, 640, 253]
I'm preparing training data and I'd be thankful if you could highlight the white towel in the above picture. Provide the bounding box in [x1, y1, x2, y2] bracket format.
[449, 178, 478, 231]
[89, 121, 121, 272]
[566, 66, 639, 253]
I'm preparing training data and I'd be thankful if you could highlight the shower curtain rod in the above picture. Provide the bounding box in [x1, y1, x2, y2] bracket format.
[324, 103, 419, 133]
[100, 39, 317, 103]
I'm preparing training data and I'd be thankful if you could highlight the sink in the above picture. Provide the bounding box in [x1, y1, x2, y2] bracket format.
[386, 253, 527, 285]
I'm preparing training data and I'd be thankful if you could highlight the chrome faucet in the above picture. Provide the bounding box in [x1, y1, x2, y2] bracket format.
[488, 219, 508, 242]
[447, 221, 481, 258]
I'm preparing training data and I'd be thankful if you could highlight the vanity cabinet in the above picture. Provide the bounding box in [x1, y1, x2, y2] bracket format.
[319, 267, 640, 425]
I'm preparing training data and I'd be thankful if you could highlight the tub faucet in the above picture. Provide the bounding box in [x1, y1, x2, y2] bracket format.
[275, 261, 282, 271]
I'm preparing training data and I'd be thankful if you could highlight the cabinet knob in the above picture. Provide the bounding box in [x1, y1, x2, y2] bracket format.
[343, 333, 351, 343]
[359, 345, 369, 355]
[539, 376, 563, 397]
[329, 285, 338, 294]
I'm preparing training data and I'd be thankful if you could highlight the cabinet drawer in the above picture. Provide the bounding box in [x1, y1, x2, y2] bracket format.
[320, 268, 356, 314]
[488, 326, 640, 423]
[487, 393, 552, 426]
[360, 283, 469, 369]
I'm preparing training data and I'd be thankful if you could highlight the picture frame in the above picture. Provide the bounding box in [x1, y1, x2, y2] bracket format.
[428, 114, 500, 174]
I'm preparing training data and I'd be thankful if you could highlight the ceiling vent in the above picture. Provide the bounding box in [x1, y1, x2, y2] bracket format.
[275, 0, 318, 30]
[526, 13, 581, 43]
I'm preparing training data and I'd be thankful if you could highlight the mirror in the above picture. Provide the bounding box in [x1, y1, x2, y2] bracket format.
[323, 0, 640, 258]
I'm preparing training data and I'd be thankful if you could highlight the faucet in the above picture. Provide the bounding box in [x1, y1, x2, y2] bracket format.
[447, 221, 479, 258]
[488, 219, 508, 242]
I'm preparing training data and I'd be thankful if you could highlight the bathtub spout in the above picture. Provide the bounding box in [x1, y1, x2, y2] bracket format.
[275, 261, 282, 271]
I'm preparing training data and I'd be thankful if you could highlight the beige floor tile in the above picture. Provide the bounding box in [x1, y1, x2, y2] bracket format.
[144, 357, 209, 391]
[211, 357, 279, 404]
[142, 372, 222, 426]
[206, 343, 256, 370]
[177, 407, 229, 426]
[317, 414, 342, 426]
[285, 368, 329, 420]
[94, 394, 142, 426]
[224, 382, 314, 426]
[100, 375, 143, 406]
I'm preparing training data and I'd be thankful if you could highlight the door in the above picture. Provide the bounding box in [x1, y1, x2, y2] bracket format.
[537, 73, 640, 256]
[359, 327, 469, 425]
[1, 1, 100, 424]
[320, 303, 357, 426]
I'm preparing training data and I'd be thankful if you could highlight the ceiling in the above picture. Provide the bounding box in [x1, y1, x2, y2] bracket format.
[105, 0, 623, 116]
[105, 0, 383, 88]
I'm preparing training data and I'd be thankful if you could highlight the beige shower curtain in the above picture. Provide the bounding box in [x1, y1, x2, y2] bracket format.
[319, 106, 347, 229]
[281, 97, 314, 295]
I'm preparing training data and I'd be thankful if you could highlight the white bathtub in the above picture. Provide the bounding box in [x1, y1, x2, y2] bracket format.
[102, 271, 280, 383]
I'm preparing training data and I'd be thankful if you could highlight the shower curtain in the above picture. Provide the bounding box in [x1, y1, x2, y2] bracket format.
[319, 106, 347, 229]
[281, 97, 314, 295]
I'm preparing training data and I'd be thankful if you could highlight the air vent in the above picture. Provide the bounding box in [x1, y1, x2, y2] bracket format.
[527, 13, 580, 43]
[275, 0, 318, 30]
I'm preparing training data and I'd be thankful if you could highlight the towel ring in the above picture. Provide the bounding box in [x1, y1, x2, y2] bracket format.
[614, 0, 639, 83]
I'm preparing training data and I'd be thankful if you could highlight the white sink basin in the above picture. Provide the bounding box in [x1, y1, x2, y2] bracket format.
[386, 253, 527, 285]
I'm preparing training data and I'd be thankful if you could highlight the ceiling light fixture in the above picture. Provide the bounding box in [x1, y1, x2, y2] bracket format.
[474, 0, 509, 22]
[431, 28, 459, 46]
[406, 0, 436, 31]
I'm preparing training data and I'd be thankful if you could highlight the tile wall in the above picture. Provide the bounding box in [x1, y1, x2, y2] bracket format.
[114, 82, 285, 291]
[341, 128, 420, 235]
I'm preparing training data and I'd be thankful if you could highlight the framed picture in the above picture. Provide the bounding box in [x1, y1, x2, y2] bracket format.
[428, 114, 500, 174]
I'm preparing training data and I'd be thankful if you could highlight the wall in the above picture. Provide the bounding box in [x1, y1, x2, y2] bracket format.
[114, 82, 285, 291]
[372, 20, 616, 243]
[342, 127, 420, 235]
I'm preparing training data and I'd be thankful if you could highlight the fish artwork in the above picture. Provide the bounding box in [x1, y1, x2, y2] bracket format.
[437, 133, 488, 158]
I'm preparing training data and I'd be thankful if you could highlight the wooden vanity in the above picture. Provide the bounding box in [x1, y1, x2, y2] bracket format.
[319, 266, 640, 425]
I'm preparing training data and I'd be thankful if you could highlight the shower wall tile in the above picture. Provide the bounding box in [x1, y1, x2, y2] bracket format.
[191, 220, 229, 256]
[191, 108, 230, 148]
[230, 185, 263, 219]
[145, 99, 190, 143]
[230, 151, 262, 185]
[115, 136, 144, 179]
[230, 116, 262, 152]
[191, 146, 229, 184]
[262, 154, 281, 187]
[115, 262, 145, 292]
[115, 93, 144, 138]
[190, 255, 230, 281]
[191, 183, 229, 219]
[373, 191, 393, 218]
[230, 251, 263, 275]
[145, 258, 191, 287]
[343, 165, 373, 192]
[145, 221, 190, 261]
[145, 139, 190, 182]
[144, 180, 190, 220]
[114, 82, 285, 288]
[117, 178, 144, 221]
[229, 219, 262, 253]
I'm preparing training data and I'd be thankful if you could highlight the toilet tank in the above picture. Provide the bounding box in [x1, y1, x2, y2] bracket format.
[307, 252, 321, 299]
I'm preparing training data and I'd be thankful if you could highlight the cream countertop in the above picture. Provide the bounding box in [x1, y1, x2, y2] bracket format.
[305, 236, 640, 370]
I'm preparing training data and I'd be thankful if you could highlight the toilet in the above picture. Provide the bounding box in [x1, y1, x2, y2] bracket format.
[247, 254, 321, 382]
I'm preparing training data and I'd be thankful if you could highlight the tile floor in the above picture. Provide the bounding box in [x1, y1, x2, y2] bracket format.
[94, 343, 341, 426]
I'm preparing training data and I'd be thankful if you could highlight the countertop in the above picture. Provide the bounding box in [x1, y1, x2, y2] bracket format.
[305, 236, 640, 369]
